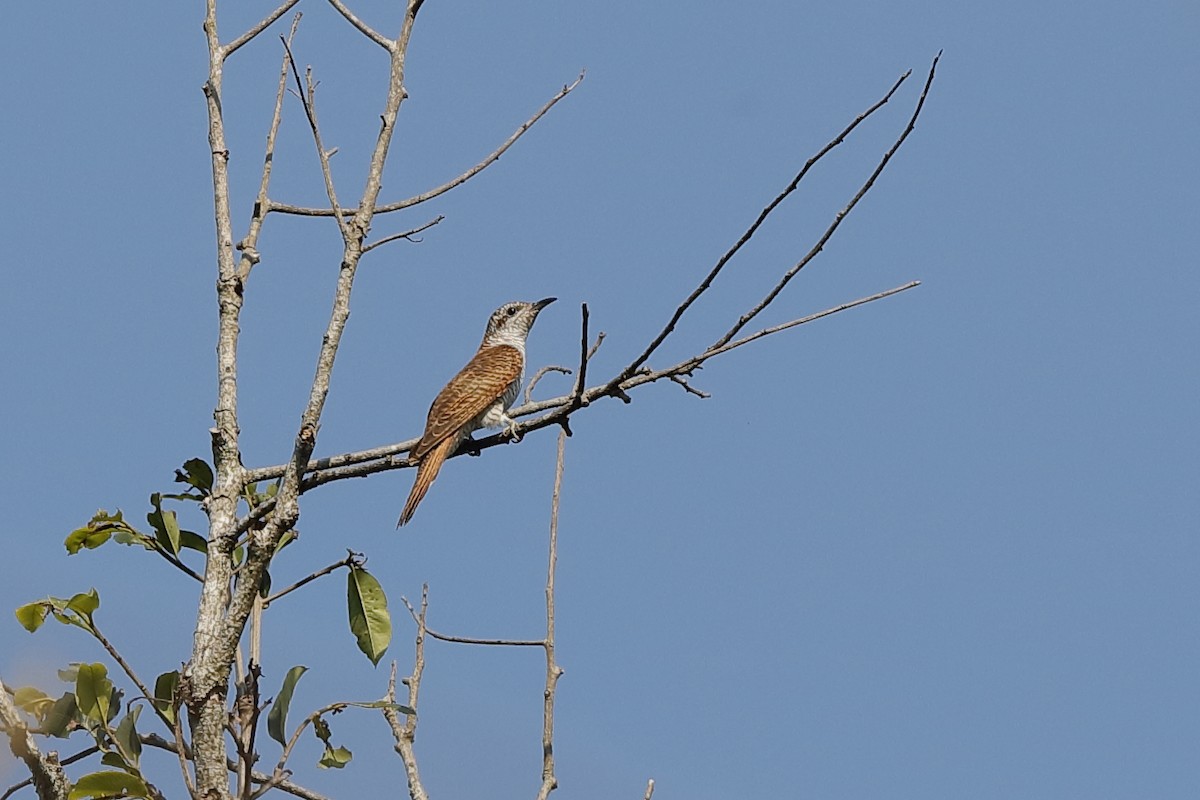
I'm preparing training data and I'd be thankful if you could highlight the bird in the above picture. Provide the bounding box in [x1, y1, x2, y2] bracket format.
[397, 297, 556, 527]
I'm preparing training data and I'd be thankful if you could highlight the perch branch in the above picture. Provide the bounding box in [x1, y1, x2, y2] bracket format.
[240, 279, 919, 495]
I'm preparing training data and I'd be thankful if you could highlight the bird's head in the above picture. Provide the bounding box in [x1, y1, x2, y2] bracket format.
[482, 297, 556, 348]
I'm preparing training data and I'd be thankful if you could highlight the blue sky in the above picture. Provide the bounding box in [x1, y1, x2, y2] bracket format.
[2, 2, 1197, 798]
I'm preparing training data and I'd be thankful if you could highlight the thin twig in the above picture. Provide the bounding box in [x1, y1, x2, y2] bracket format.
[604, 68, 914, 395]
[570, 304, 591, 406]
[400, 598, 544, 646]
[262, 551, 362, 607]
[668, 374, 710, 398]
[525, 366, 573, 404]
[171, 700, 198, 798]
[238, 13, 301, 282]
[224, 0, 302, 58]
[326, 0, 393, 50]
[281, 38, 348, 240]
[711, 52, 941, 348]
[151, 542, 205, 583]
[89, 622, 174, 731]
[270, 72, 586, 218]
[361, 215, 445, 255]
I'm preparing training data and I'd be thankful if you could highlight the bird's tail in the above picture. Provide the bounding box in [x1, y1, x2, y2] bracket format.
[397, 437, 454, 527]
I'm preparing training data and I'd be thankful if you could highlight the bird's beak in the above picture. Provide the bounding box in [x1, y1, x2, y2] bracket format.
[534, 297, 557, 311]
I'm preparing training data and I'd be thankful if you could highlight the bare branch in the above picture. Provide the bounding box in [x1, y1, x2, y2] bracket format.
[643, 778, 656, 800]
[262, 551, 362, 607]
[705, 281, 920, 360]
[535, 430, 567, 800]
[150, 540, 205, 582]
[270, 71, 586, 218]
[711, 52, 941, 348]
[326, 0, 393, 50]
[401, 596, 545, 647]
[668, 373, 710, 399]
[138, 734, 331, 800]
[387, 591, 429, 800]
[604, 68, 914, 392]
[223, 0, 301, 58]
[525, 366, 573, 405]
[0, 675, 69, 800]
[88, 621, 175, 731]
[238, 13, 301, 282]
[361, 214, 445, 255]
[281, 38, 349, 240]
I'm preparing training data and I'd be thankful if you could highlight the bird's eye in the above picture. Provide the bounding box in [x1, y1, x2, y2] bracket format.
[505, 306, 518, 316]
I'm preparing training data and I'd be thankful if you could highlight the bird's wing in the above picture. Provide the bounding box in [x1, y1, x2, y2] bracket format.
[412, 344, 523, 460]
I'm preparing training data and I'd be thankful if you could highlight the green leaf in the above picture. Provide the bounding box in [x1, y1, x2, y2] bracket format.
[343, 699, 416, 716]
[76, 663, 113, 725]
[275, 529, 297, 554]
[99, 751, 129, 770]
[69, 770, 150, 800]
[64, 526, 112, 554]
[347, 566, 391, 665]
[267, 665, 307, 747]
[65, 510, 137, 554]
[43, 693, 78, 737]
[113, 705, 142, 767]
[178, 458, 214, 493]
[311, 716, 352, 768]
[57, 666, 81, 683]
[153, 671, 180, 724]
[15, 602, 49, 632]
[147, 493, 181, 556]
[13, 686, 54, 719]
[318, 744, 353, 769]
[179, 530, 208, 553]
[66, 589, 100, 621]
